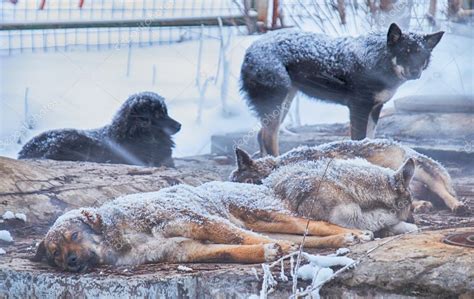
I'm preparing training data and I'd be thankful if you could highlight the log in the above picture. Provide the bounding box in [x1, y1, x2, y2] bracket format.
[0, 156, 223, 226]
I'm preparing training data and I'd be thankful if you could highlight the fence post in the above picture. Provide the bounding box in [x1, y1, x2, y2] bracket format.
[255, 0, 269, 30]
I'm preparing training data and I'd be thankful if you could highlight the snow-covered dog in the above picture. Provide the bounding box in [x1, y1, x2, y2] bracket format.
[19, 92, 181, 167]
[230, 139, 466, 214]
[32, 179, 374, 272]
[240, 23, 444, 156]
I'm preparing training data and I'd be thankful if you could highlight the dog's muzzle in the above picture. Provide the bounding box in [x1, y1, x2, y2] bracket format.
[407, 68, 421, 80]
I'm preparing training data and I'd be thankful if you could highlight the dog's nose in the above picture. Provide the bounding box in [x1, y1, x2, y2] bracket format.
[409, 69, 421, 79]
[67, 253, 78, 267]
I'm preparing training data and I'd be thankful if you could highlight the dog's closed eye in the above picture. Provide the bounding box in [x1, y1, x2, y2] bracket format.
[71, 231, 79, 241]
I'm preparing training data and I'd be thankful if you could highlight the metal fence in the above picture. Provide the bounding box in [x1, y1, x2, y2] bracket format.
[0, 0, 247, 54]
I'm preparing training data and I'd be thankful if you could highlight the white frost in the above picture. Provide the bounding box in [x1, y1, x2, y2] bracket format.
[15, 213, 27, 222]
[177, 265, 193, 272]
[302, 253, 354, 268]
[2, 211, 14, 220]
[0, 230, 13, 243]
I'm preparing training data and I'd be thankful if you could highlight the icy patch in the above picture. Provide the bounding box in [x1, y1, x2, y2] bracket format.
[0, 230, 13, 243]
[177, 265, 193, 272]
[15, 213, 27, 222]
[2, 211, 14, 220]
[2, 211, 27, 222]
[302, 253, 354, 268]
[334, 248, 350, 256]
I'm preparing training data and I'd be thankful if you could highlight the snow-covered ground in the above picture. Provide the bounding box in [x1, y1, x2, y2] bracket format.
[0, 30, 472, 159]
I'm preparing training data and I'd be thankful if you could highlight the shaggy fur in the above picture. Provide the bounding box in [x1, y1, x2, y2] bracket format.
[33, 177, 377, 272]
[18, 92, 181, 167]
[240, 23, 444, 155]
[230, 139, 466, 214]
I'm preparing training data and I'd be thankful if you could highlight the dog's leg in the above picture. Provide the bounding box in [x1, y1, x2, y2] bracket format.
[168, 239, 285, 263]
[414, 165, 466, 214]
[388, 221, 419, 235]
[261, 116, 282, 156]
[263, 232, 361, 248]
[163, 220, 295, 251]
[366, 103, 383, 139]
[259, 88, 296, 157]
[240, 211, 373, 241]
[349, 104, 372, 140]
[412, 199, 434, 213]
[279, 87, 297, 125]
[257, 128, 268, 157]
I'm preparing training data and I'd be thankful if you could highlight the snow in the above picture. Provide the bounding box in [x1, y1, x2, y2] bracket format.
[177, 265, 193, 272]
[14, 213, 27, 222]
[2, 211, 14, 220]
[3, 211, 27, 222]
[0, 230, 13, 243]
[334, 248, 350, 256]
[0, 248, 5, 255]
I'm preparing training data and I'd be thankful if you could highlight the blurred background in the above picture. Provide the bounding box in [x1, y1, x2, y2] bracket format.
[0, 0, 473, 158]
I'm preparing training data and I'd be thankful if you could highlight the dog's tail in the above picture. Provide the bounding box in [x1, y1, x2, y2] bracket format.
[410, 151, 465, 214]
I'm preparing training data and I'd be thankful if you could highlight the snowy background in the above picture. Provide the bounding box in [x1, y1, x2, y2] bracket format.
[1, 0, 473, 158]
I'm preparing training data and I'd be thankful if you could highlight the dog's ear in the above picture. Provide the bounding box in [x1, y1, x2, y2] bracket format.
[31, 240, 47, 262]
[80, 210, 103, 234]
[424, 31, 444, 50]
[387, 23, 402, 47]
[235, 147, 254, 170]
[395, 158, 416, 189]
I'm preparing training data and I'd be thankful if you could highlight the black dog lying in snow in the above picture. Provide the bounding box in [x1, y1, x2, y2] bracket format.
[18, 92, 181, 167]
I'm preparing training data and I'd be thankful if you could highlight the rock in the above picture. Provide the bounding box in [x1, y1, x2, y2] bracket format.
[394, 95, 474, 114]
[0, 156, 223, 226]
[1, 228, 472, 298]
[337, 227, 474, 297]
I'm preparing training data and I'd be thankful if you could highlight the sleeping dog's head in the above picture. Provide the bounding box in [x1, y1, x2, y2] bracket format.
[111, 92, 181, 140]
[387, 23, 444, 80]
[32, 210, 109, 272]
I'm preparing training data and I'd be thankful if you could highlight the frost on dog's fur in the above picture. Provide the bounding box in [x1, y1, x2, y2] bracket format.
[18, 91, 181, 167]
[231, 138, 463, 213]
[263, 158, 415, 233]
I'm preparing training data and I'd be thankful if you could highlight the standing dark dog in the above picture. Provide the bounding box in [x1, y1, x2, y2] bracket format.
[240, 23, 444, 156]
[18, 92, 181, 167]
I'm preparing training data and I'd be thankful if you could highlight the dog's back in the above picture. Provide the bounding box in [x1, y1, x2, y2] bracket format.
[241, 30, 365, 118]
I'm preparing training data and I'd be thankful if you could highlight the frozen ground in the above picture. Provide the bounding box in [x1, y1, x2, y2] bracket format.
[0, 31, 472, 159]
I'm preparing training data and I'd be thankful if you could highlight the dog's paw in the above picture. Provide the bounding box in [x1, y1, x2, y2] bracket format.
[278, 241, 298, 253]
[342, 233, 360, 246]
[453, 202, 469, 216]
[357, 230, 374, 242]
[263, 243, 283, 262]
[412, 200, 434, 213]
